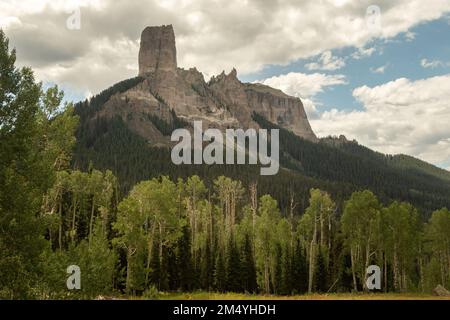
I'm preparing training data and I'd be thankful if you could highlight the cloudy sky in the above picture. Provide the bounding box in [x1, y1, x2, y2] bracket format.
[1, 0, 450, 170]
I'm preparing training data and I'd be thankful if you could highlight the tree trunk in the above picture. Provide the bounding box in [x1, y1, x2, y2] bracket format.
[159, 222, 164, 289]
[308, 212, 318, 293]
[328, 211, 332, 253]
[88, 197, 95, 247]
[71, 198, 78, 243]
[418, 252, 424, 292]
[393, 246, 399, 291]
[320, 209, 324, 247]
[250, 182, 257, 257]
[58, 200, 62, 251]
[350, 247, 358, 292]
[384, 253, 387, 292]
[145, 225, 156, 286]
[363, 239, 371, 291]
[126, 248, 132, 295]
[264, 257, 270, 294]
[289, 194, 296, 256]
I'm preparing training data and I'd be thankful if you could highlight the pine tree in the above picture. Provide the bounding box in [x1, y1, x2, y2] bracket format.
[240, 234, 257, 293]
[200, 236, 213, 290]
[291, 241, 308, 294]
[280, 246, 292, 295]
[0, 30, 78, 299]
[166, 246, 179, 291]
[315, 249, 328, 293]
[225, 237, 242, 292]
[214, 251, 226, 292]
[337, 253, 354, 292]
[159, 248, 169, 291]
[178, 225, 193, 291]
[149, 237, 161, 289]
[273, 243, 283, 294]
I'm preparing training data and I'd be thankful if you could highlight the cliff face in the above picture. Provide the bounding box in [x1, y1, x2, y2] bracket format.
[138, 25, 177, 75]
[100, 24, 317, 143]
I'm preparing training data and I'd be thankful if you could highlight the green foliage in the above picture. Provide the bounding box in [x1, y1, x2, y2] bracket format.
[423, 208, 450, 290]
[314, 249, 329, 293]
[74, 76, 144, 120]
[0, 30, 78, 299]
[341, 190, 381, 291]
[113, 177, 185, 293]
[142, 285, 159, 300]
[252, 112, 450, 215]
[2, 29, 450, 299]
[214, 251, 226, 292]
[147, 109, 190, 136]
[255, 195, 281, 294]
[225, 236, 241, 292]
[38, 218, 116, 299]
[240, 234, 257, 293]
[178, 225, 194, 291]
[380, 202, 421, 291]
[291, 241, 308, 294]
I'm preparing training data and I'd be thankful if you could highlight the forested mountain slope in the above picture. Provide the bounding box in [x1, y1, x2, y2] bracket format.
[73, 79, 450, 217]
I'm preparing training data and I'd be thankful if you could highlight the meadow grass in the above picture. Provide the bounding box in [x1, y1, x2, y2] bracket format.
[154, 292, 450, 300]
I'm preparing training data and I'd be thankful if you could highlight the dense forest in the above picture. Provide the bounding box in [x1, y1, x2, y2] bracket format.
[37, 171, 450, 299]
[1, 30, 449, 299]
[72, 87, 450, 218]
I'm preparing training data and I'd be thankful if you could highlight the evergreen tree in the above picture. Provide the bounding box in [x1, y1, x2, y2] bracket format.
[178, 225, 193, 292]
[149, 237, 161, 289]
[225, 236, 242, 292]
[337, 253, 354, 292]
[214, 251, 226, 292]
[291, 241, 308, 294]
[0, 30, 78, 298]
[273, 243, 283, 294]
[240, 234, 257, 293]
[166, 246, 179, 291]
[200, 237, 213, 290]
[315, 249, 328, 293]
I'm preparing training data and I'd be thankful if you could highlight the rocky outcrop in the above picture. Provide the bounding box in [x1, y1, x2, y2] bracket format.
[321, 134, 358, 147]
[433, 285, 450, 297]
[102, 25, 317, 143]
[139, 25, 177, 75]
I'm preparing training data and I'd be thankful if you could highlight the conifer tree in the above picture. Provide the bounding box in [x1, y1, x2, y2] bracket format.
[149, 236, 161, 289]
[178, 225, 193, 292]
[225, 236, 242, 292]
[240, 234, 257, 293]
[315, 249, 329, 293]
[291, 241, 308, 294]
[200, 237, 213, 290]
[214, 251, 226, 292]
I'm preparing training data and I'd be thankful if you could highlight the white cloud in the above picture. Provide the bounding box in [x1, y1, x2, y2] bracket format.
[420, 58, 446, 68]
[351, 46, 376, 59]
[405, 31, 416, 41]
[257, 72, 347, 98]
[311, 75, 450, 165]
[257, 72, 347, 119]
[305, 51, 346, 71]
[370, 64, 388, 74]
[1, 0, 450, 97]
[32, 37, 140, 97]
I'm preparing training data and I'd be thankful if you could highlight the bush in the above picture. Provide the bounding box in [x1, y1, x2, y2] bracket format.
[142, 285, 159, 300]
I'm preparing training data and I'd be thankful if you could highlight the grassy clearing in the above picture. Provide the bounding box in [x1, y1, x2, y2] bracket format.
[154, 292, 450, 300]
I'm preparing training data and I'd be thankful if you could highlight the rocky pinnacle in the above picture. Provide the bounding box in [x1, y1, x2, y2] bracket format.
[138, 25, 177, 75]
[129, 25, 318, 142]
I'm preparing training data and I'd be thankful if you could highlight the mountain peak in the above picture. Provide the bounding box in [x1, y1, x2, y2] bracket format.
[99, 25, 317, 142]
[138, 24, 177, 76]
[229, 67, 237, 78]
